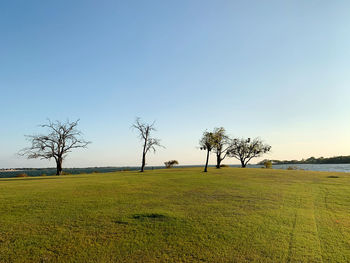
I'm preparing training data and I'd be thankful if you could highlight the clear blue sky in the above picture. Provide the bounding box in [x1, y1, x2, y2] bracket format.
[1, 0, 350, 168]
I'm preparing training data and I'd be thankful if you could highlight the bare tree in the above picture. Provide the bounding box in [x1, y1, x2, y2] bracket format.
[228, 137, 271, 168]
[20, 119, 90, 175]
[212, 127, 233, 168]
[132, 117, 163, 172]
[199, 131, 215, 172]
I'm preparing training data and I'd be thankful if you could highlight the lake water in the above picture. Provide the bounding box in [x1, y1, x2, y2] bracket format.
[1, 164, 350, 178]
[246, 163, 350, 173]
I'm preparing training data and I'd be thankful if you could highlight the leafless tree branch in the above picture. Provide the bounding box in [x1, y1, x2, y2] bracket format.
[19, 119, 90, 175]
[132, 117, 164, 172]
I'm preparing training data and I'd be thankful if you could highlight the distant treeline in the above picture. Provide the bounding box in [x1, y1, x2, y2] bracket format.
[0, 165, 221, 178]
[258, 156, 350, 165]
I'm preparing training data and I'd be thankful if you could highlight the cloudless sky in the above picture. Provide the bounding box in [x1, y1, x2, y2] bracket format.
[1, 0, 350, 168]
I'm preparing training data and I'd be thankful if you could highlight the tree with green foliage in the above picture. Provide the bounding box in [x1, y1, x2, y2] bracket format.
[132, 117, 163, 172]
[199, 131, 215, 172]
[211, 127, 233, 169]
[228, 138, 271, 168]
[164, 160, 179, 168]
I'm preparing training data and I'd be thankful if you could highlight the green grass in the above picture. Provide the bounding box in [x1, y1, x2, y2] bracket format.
[0, 167, 350, 262]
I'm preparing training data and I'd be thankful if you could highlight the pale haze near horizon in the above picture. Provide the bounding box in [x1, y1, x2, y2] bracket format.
[1, 1, 350, 169]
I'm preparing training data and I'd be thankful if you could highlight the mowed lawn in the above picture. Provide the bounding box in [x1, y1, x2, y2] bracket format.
[0, 168, 350, 262]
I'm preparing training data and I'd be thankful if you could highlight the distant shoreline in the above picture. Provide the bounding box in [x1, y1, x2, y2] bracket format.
[2, 164, 350, 177]
[2, 162, 350, 171]
[258, 155, 350, 165]
[0, 169, 24, 172]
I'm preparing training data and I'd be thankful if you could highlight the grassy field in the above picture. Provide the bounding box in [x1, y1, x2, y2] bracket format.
[0, 167, 350, 262]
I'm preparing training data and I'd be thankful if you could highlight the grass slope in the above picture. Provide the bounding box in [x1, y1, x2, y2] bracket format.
[0, 168, 350, 262]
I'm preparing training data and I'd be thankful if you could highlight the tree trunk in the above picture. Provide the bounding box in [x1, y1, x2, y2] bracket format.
[141, 152, 146, 172]
[140, 138, 147, 172]
[204, 149, 210, 172]
[240, 160, 246, 168]
[56, 158, 63, 175]
[216, 153, 221, 168]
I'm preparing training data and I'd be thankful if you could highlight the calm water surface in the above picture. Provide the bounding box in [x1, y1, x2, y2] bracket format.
[268, 163, 350, 173]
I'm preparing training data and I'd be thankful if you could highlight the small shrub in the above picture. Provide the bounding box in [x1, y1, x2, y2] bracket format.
[41, 174, 47, 176]
[164, 160, 179, 168]
[263, 160, 272, 169]
[220, 164, 229, 168]
[287, 166, 298, 170]
[61, 171, 70, 175]
[16, 173, 28, 178]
